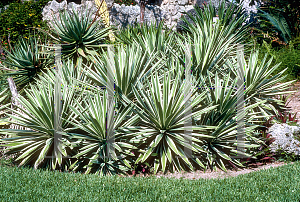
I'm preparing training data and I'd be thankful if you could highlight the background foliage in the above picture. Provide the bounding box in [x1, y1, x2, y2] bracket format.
[0, 0, 51, 48]
[249, 0, 300, 80]
[254, 0, 300, 45]
[0, 0, 19, 9]
[257, 40, 300, 80]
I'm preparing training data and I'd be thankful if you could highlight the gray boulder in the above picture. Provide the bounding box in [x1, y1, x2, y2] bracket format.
[42, 0, 99, 29]
[268, 123, 300, 156]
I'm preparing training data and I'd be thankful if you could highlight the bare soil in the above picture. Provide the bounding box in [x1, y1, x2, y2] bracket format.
[286, 81, 300, 121]
[154, 161, 291, 180]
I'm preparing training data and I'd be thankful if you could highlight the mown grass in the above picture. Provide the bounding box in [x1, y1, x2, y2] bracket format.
[0, 162, 299, 201]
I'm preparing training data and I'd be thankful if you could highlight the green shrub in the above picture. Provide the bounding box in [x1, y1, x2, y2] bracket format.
[253, 0, 300, 45]
[0, 0, 18, 9]
[0, 0, 51, 47]
[275, 148, 300, 162]
[0, 36, 52, 88]
[258, 40, 300, 81]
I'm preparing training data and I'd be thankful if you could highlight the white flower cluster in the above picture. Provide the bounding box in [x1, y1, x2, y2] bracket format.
[268, 123, 300, 156]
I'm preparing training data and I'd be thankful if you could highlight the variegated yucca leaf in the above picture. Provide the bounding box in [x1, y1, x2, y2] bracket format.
[181, 1, 247, 34]
[0, 83, 82, 170]
[68, 91, 139, 176]
[0, 88, 10, 127]
[121, 72, 217, 174]
[0, 88, 8, 104]
[86, 44, 163, 101]
[176, 1, 249, 77]
[115, 23, 142, 44]
[116, 21, 177, 57]
[35, 58, 92, 98]
[236, 51, 296, 122]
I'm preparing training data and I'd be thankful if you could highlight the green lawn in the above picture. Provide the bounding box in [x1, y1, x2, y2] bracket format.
[0, 162, 299, 201]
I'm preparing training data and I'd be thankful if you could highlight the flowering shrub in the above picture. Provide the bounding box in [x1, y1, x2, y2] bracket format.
[114, 0, 137, 6]
[268, 123, 300, 156]
[0, 0, 51, 47]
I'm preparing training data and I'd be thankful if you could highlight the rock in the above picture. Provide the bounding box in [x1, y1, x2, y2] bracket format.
[42, 0, 98, 28]
[68, 2, 81, 11]
[121, 6, 129, 14]
[178, 0, 188, 6]
[184, 5, 193, 12]
[168, 5, 177, 15]
[111, 4, 121, 13]
[42, 0, 68, 23]
[174, 12, 182, 22]
[178, 5, 185, 13]
[41, 0, 262, 30]
[268, 123, 300, 156]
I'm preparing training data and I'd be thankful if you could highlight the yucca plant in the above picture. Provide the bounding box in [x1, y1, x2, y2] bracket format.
[115, 23, 143, 45]
[44, 9, 111, 62]
[116, 21, 178, 58]
[0, 83, 82, 170]
[86, 44, 163, 101]
[120, 72, 217, 174]
[177, 1, 249, 76]
[195, 73, 262, 171]
[181, 1, 246, 33]
[0, 36, 50, 88]
[68, 91, 139, 176]
[237, 51, 295, 122]
[35, 58, 91, 96]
